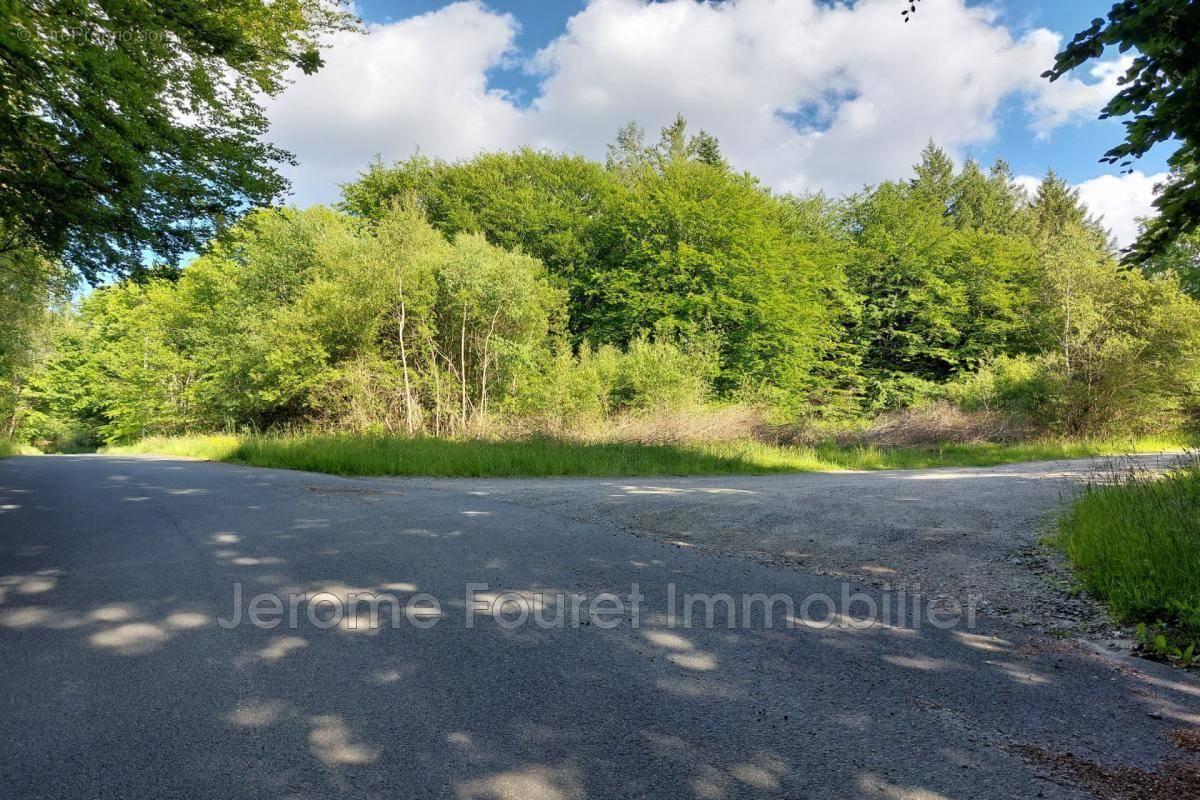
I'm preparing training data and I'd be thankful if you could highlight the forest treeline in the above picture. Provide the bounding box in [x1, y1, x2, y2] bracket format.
[6, 119, 1200, 449]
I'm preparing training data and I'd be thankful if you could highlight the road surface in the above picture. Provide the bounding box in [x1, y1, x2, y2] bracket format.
[1, 454, 1197, 799]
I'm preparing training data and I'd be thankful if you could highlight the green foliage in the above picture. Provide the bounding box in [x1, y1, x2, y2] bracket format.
[506, 334, 717, 430]
[0, 251, 72, 440]
[341, 149, 613, 303]
[1141, 226, 1200, 299]
[1059, 463, 1200, 654]
[0, 0, 356, 282]
[1043, 1, 1200, 262]
[844, 180, 968, 404]
[950, 159, 1030, 237]
[505, 344, 612, 428]
[585, 150, 835, 395]
[910, 140, 956, 214]
[45, 204, 565, 443]
[1034, 224, 1200, 433]
[0, 440, 40, 458]
[334, 131, 1200, 434]
[19, 130, 1200, 448]
[947, 226, 1200, 434]
[343, 123, 841, 405]
[107, 431, 1191, 478]
[108, 432, 805, 477]
[608, 332, 717, 412]
[948, 354, 1055, 417]
[1028, 170, 1106, 244]
[1135, 623, 1196, 666]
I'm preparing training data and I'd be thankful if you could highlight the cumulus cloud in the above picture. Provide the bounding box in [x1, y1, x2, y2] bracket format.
[264, 1, 526, 206]
[1013, 171, 1166, 248]
[1011, 173, 1042, 199]
[1027, 53, 1133, 137]
[264, 0, 1126, 204]
[528, 0, 1090, 193]
[1076, 171, 1167, 249]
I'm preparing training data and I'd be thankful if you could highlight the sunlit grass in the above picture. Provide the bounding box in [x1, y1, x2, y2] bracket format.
[0, 440, 41, 457]
[809, 434, 1191, 470]
[105, 434, 242, 462]
[1057, 460, 1200, 652]
[103, 431, 1191, 477]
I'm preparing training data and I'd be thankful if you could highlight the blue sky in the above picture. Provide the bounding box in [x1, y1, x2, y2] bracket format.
[955, 0, 1169, 182]
[262, 0, 1171, 245]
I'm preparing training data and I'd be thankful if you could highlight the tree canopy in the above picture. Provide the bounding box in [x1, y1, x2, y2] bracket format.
[905, 0, 1200, 261]
[1043, 1, 1200, 262]
[0, 0, 355, 282]
[13, 131, 1200, 449]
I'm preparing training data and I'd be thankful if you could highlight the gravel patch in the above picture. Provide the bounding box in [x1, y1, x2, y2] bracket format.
[405, 453, 1184, 638]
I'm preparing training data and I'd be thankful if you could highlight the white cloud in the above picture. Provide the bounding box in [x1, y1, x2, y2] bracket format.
[1014, 170, 1166, 248]
[1012, 173, 1042, 199]
[528, 0, 1080, 194]
[1027, 52, 1132, 137]
[264, 1, 526, 206]
[1076, 171, 1167, 248]
[264, 0, 1126, 204]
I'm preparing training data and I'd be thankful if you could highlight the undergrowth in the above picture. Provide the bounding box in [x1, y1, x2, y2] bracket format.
[1058, 457, 1200, 659]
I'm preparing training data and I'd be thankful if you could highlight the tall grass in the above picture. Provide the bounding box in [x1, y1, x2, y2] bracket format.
[808, 435, 1190, 470]
[104, 431, 1190, 477]
[1058, 461, 1200, 649]
[0, 440, 41, 457]
[110, 434, 809, 476]
[107, 434, 242, 462]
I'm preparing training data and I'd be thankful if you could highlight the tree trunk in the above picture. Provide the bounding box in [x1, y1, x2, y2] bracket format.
[478, 307, 501, 434]
[397, 302, 413, 435]
[459, 307, 468, 434]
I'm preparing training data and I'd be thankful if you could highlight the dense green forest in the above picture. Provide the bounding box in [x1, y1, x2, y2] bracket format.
[5, 120, 1200, 451]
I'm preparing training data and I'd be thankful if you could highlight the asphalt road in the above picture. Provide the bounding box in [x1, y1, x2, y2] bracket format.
[0, 454, 1197, 799]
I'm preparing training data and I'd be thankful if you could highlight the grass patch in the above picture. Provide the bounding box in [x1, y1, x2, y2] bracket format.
[808, 434, 1190, 470]
[106, 434, 242, 462]
[110, 434, 812, 477]
[0, 440, 41, 457]
[1057, 460, 1200, 657]
[104, 431, 1190, 477]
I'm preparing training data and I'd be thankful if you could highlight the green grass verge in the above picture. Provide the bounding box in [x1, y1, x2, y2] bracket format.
[0, 440, 41, 457]
[1057, 462, 1200, 656]
[103, 431, 1189, 477]
[109, 434, 817, 476]
[810, 435, 1188, 470]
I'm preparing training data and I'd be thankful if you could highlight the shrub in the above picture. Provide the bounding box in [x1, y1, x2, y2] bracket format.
[503, 343, 612, 431]
[607, 333, 716, 412]
[845, 402, 1032, 446]
[311, 357, 411, 434]
[12, 409, 98, 453]
[1033, 228, 1200, 434]
[506, 333, 718, 431]
[583, 404, 766, 445]
[948, 354, 1053, 418]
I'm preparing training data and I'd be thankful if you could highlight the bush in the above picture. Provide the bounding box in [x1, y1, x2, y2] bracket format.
[860, 372, 944, 413]
[583, 404, 765, 446]
[607, 333, 716, 412]
[952, 330, 1200, 437]
[1033, 230, 1200, 434]
[503, 343, 612, 431]
[311, 357, 410, 433]
[844, 402, 1032, 446]
[948, 354, 1053, 418]
[506, 334, 718, 431]
[15, 411, 98, 453]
